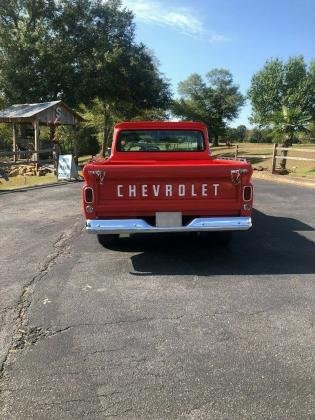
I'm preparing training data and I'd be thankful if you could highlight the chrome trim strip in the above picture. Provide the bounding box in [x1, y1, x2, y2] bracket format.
[86, 216, 252, 234]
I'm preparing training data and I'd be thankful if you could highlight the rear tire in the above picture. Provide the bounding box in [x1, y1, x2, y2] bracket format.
[97, 234, 119, 246]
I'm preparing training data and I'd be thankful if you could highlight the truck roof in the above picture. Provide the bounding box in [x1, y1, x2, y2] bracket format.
[114, 121, 208, 131]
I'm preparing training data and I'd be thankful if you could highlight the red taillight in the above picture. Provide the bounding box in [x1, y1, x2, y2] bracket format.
[243, 186, 252, 202]
[84, 187, 94, 203]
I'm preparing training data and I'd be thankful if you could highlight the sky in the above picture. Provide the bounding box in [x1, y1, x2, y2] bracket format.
[122, 0, 315, 127]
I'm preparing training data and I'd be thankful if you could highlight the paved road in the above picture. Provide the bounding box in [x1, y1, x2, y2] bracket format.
[0, 180, 314, 419]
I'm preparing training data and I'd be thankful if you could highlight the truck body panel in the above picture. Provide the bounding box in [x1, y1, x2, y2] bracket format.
[83, 121, 253, 236]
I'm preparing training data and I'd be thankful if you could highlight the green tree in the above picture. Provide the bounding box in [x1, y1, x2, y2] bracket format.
[172, 69, 244, 146]
[248, 128, 264, 143]
[225, 125, 247, 144]
[80, 98, 121, 155]
[0, 0, 57, 104]
[248, 57, 314, 124]
[309, 121, 315, 143]
[247, 127, 273, 144]
[80, 98, 170, 155]
[225, 127, 238, 143]
[235, 125, 247, 142]
[248, 57, 314, 141]
[0, 0, 171, 155]
[248, 56, 315, 168]
[0, 123, 12, 150]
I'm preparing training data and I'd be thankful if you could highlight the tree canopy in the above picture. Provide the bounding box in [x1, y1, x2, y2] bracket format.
[0, 0, 170, 107]
[225, 125, 247, 143]
[248, 56, 315, 145]
[0, 0, 171, 154]
[1, 2, 314, 157]
[172, 69, 244, 146]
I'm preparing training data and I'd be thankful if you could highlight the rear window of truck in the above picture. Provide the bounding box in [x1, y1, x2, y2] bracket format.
[117, 130, 205, 152]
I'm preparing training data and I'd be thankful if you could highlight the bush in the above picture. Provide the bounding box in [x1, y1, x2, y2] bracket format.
[0, 123, 12, 151]
[247, 128, 273, 143]
[57, 125, 99, 156]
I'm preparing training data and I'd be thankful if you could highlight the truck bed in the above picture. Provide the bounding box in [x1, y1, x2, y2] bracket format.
[84, 158, 251, 218]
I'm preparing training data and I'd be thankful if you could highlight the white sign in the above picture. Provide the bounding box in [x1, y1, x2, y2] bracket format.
[57, 154, 78, 180]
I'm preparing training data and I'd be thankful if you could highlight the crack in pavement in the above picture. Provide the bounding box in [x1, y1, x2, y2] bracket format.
[0, 221, 83, 383]
[0, 306, 275, 371]
[31, 392, 132, 418]
[11, 326, 72, 350]
[2, 307, 273, 359]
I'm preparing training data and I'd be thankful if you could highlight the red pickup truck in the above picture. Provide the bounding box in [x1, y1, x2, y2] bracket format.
[83, 121, 253, 245]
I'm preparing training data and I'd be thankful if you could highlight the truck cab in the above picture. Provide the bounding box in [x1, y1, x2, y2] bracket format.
[83, 121, 253, 244]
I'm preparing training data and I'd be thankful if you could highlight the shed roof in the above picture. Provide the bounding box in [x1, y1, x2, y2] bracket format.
[0, 100, 83, 125]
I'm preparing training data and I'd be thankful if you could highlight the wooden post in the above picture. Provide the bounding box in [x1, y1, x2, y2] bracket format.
[271, 143, 277, 174]
[234, 144, 238, 159]
[50, 124, 55, 141]
[280, 142, 288, 171]
[12, 123, 17, 162]
[33, 119, 39, 169]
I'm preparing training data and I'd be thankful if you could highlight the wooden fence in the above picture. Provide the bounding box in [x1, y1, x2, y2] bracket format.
[212, 144, 315, 174]
[1, 144, 315, 178]
[0, 148, 56, 166]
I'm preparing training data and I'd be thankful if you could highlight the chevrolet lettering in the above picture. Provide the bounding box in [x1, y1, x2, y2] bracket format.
[116, 183, 220, 198]
[83, 121, 253, 245]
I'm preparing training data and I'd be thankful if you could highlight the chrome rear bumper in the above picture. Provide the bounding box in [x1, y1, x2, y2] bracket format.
[86, 217, 252, 234]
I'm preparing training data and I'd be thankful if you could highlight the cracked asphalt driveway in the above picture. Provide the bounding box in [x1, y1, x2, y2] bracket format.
[0, 180, 314, 419]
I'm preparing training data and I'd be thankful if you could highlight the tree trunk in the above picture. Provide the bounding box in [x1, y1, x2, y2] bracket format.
[100, 111, 109, 157]
[280, 134, 293, 170]
[73, 125, 79, 165]
[212, 134, 219, 147]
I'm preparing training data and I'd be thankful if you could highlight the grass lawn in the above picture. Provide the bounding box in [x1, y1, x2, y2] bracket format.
[0, 155, 94, 191]
[0, 172, 58, 191]
[0, 157, 93, 191]
[212, 143, 315, 178]
[0, 155, 95, 191]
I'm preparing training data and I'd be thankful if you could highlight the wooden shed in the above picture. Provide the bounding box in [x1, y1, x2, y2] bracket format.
[0, 100, 83, 163]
